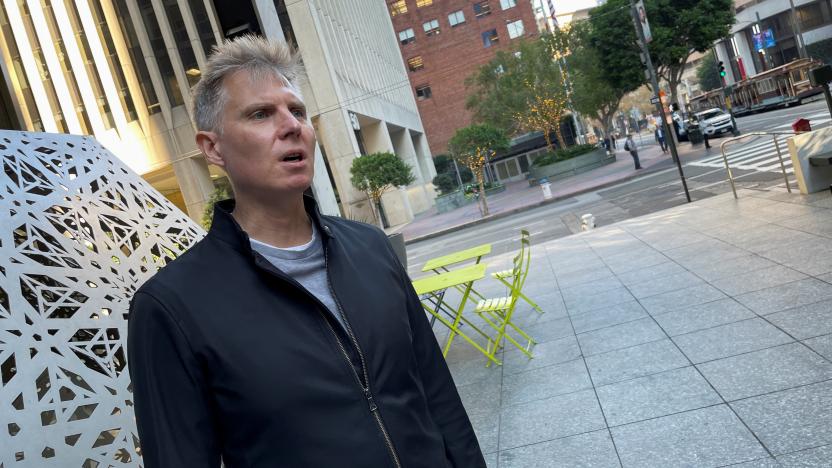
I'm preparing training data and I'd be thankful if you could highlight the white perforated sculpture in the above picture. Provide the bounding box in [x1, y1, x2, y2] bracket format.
[0, 131, 205, 466]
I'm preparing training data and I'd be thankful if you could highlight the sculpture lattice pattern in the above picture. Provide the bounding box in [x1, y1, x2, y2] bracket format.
[0, 131, 205, 467]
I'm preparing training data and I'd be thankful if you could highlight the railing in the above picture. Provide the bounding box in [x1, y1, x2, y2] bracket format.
[719, 131, 798, 198]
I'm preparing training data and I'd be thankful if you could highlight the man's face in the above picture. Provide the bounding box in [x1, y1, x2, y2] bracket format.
[200, 70, 316, 199]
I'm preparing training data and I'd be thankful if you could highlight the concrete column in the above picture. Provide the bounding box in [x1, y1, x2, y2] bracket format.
[361, 120, 395, 154]
[310, 143, 340, 216]
[171, 155, 215, 221]
[413, 132, 437, 179]
[253, 0, 286, 42]
[391, 128, 424, 183]
[315, 110, 369, 219]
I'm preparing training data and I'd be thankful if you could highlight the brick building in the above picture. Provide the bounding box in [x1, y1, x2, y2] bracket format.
[388, 0, 539, 155]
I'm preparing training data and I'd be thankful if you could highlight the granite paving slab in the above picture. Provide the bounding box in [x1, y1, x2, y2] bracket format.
[577, 317, 667, 356]
[803, 334, 832, 361]
[696, 342, 832, 401]
[610, 404, 768, 468]
[498, 430, 620, 468]
[639, 283, 728, 315]
[684, 254, 778, 282]
[672, 318, 794, 363]
[628, 271, 705, 299]
[766, 299, 832, 340]
[501, 358, 591, 407]
[734, 278, 832, 315]
[710, 264, 808, 296]
[570, 301, 648, 334]
[615, 261, 688, 287]
[502, 334, 582, 375]
[585, 338, 690, 387]
[596, 366, 722, 426]
[730, 380, 832, 455]
[652, 298, 756, 337]
[776, 444, 832, 467]
[562, 286, 636, 315]
[498, 389, 606, 450]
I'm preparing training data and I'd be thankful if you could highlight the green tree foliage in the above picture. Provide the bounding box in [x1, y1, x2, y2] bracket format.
[350, 152, 415, 225]
[200, 181, 233, 230]
[448, 124, 509, 216]
[562, 18, 643, 140]
[465, 37, 567, 136]
[431, 154, 473, 195]
[350, 152, 415, 202]
[637, 0, 734, 104]
[696, 50, 723, 92]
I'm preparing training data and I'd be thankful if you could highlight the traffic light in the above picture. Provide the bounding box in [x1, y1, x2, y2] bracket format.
[718, 61, 726, 78]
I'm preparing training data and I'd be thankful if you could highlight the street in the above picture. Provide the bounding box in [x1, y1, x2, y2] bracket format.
[407, 100, 832, 278]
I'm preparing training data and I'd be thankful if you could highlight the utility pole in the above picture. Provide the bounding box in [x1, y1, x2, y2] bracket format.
[788, 0, 808, 59]
[630, 0, 691, 202]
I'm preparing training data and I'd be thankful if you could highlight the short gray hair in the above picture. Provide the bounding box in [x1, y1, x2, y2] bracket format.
[192, 35, 302, 133]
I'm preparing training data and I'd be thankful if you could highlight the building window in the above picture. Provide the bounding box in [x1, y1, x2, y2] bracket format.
[416, 0, 433, 7]
[415, 84, 432, 100]
[112, 0, 160, 115]
[482, 29, 499, 47]
[448, 10, 466, 26]
[137, 0, 184, 107]
[423, 19, 440, 36]
[473, 1, 491, 18]
[398, 28, 415, 44]
[407, 56, 424, 72]
[507, 19, 524, 39]
[500, 0, 517, 9]
[389, 0, 408, 16]
[89, 0, 139, 122]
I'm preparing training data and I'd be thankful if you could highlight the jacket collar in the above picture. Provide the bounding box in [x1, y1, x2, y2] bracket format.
[208, 195, 333, 255]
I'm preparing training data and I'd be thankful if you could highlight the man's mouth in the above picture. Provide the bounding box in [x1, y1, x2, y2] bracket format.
[282, 153, 304, 162]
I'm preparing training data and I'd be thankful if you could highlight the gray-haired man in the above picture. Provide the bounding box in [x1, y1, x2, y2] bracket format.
[127, 36, 485, 467]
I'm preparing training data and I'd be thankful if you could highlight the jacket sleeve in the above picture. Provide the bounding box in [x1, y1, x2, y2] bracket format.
[127, 291, 221, 468]
[380, 234, 486, 467]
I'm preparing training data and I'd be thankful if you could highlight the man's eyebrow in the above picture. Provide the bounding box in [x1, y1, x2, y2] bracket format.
[240, 102, 274, 114]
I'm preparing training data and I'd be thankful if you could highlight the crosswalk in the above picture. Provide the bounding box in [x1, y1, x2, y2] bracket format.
[688, 137, 795, 173]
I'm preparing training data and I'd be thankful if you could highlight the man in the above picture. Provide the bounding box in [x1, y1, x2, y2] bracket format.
[127, 36, 485, 468]
[624, 134, 643, 170]
[654, 125, 668, 153]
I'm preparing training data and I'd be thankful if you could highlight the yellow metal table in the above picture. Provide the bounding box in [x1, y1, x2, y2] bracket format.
[412, 263, 500, 365]
[422, 243, 492, 301]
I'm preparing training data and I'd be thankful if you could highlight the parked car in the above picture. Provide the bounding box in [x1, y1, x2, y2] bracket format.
[695, 108, 735, 136]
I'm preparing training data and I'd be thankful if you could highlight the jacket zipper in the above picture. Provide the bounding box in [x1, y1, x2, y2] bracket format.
[323, 246, 402, 468]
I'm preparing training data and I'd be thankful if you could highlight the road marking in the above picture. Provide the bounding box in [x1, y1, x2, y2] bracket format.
[688, 138, 793, 173]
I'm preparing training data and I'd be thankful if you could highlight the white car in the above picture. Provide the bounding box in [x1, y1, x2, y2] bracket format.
[695, 108, 735, 136]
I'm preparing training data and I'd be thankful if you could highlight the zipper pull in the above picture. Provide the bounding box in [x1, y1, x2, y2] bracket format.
[364, 388, 378, 412]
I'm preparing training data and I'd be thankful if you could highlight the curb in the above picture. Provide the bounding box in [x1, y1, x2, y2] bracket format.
[405, 159, 672, 245]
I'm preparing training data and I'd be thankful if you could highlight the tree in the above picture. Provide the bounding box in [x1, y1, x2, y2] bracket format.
[465, 36, 568, 139]
[696, 50, 722, 92]
[447, 124, 509, 217]
[516, 90, 569, 151]
[350, 152, 415, 227]
[201, 181, 233, 230]
[566, 13, 643, 142]
[636, 0, 734, 105]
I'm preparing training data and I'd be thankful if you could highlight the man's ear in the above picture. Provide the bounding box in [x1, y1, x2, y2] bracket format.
[196, 131, 225, 168]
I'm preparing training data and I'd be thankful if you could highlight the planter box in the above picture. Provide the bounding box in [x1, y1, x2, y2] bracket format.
[529, 148, 615, 183]
[435, 190, 474, 213]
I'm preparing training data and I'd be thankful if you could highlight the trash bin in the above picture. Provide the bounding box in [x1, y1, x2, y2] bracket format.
[792, 118, 812, 133]
[539, 177, 553, 200]
[688, 126, 704, 145]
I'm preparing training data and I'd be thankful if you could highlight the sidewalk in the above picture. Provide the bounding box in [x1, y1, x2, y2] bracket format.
[399, 138, 672, 243]
[432, 187, 832, 467]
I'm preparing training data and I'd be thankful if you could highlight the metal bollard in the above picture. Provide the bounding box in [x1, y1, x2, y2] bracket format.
[581, 214, 596, 231]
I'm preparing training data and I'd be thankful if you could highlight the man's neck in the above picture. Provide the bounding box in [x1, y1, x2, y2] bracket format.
[232, 194, 313, 248]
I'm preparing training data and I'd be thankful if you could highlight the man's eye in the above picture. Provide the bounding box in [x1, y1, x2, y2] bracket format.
[252, 110, 268, 120]
[291, 109, 306, 119]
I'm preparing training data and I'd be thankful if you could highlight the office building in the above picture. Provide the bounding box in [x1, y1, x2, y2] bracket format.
[0, 0, 436, 226]
[388, 0, 538, 155]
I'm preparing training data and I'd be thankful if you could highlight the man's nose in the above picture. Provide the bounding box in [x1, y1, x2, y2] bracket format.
[278, 110, 302, 138]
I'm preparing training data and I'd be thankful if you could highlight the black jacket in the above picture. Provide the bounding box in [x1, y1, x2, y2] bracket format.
[127, 198, 485, 468]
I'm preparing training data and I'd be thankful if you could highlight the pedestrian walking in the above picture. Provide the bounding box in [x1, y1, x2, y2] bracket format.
[128, 35, 485, 468]
[654, 126, 668, 153]
[624, 134, 643, 170]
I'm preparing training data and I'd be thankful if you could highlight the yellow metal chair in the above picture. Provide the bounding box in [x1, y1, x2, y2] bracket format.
[474, 236, 535, 365]
[490, 229, 544, 314]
